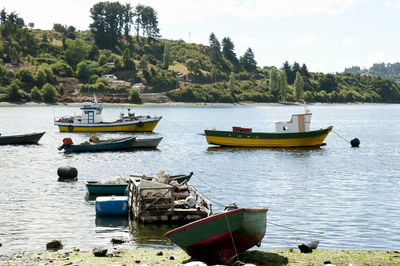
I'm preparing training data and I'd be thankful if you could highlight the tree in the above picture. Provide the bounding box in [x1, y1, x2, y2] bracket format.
[133, 4, 145, 41]
[163, 42, 171, 70]
[18, 68, 34, 89]
[76, 61, 90, 81]
[53, 23, 65, 33]
[282, 61, 295, 84]
[294, 71, 304, 101]
[240, 48, 257, 72]
[31, 86, 42, 101]
[64, 39, 91, 68]
[222, 37, 235, 60]
[98, 54, 107, 66]
[222, 37, 240, 70]
[300, 63, 311, 78]
[122, 48, 135, 70]
[186, 59, 201, 74]
[270, 68, 279, 101]
[41, 83, 57, 102]
[228, 72, 237, 101]
[90, 2, 132, 48]
[35, 69, 47, 87]
[7, 80, 22, 101]
[122, 3, 134, 39]
[278, 70, 288, 101]
[141, 6, 160, 41]
[128, 88, 142, 103]
[28, 22, 34, 29]
[209, 33, 221, 51]
[0, 8, 7, 24]
[139, 55, 149, 71]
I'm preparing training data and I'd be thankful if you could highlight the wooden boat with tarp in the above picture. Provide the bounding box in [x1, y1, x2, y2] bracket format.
[0, 132, 45, 145]
[205, 104, 332, 148]
[54, 95, 161, 132]
[165, 206, 268, 264]
[127, 171, 211, 223]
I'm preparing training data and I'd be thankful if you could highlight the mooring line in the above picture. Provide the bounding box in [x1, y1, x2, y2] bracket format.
[267, 221, 324, 235]
[331, 130, 350, 143]
[224, 213, 241, 264]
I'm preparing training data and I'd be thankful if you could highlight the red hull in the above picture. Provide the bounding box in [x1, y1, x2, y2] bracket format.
[186, 232, 265, 263]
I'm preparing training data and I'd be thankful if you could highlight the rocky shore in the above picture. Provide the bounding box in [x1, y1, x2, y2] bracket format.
[1, 247, 399, 265]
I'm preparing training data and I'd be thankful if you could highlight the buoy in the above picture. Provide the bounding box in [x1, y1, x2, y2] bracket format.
[350, 138, 360, 147]
[57, 166, 78, 181]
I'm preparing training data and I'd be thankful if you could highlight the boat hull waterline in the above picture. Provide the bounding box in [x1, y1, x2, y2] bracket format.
[61, 137, 136, 152]
[55, 117, 161, 132]
[165, 208, 267, 263]
[0, 132, 45, 145]
[205, 126, 333, 148]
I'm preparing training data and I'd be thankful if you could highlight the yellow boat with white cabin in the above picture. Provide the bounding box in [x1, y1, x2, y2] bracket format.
[205, 105, 332, 148]
[54, 96, 161, 132]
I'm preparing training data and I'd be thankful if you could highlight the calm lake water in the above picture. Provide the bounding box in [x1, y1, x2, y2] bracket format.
[0, 103, 399, 254]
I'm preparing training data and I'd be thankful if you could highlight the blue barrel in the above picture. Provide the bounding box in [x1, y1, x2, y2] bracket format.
[95, 196, 128, 216]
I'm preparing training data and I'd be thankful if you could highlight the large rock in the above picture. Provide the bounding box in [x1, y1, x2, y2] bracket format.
[57, 166, 78, 181]
[46, 240, 63, 251]
[93, 247, 107, 257]
[298, 240, 319, 253]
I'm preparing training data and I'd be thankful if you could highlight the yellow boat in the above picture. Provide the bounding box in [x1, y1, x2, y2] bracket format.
[205, 105, 333, 148]
[54, 96, 161, 132]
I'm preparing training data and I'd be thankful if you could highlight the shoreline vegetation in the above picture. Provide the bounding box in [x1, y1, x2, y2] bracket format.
[1, 247, 399, 265]
[0, 100, 378, 108]
[2, 4, 400, 106]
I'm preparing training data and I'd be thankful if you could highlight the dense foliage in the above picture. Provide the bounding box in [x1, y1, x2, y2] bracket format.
[0, 5, 400, 104]
[344, 63, 400, 84]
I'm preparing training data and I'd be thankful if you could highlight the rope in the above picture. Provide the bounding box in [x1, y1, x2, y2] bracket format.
[162, 117, 199, 135]
[224, 212, 241, 264]
[192, 173, 223, 190]
[331, 130, 350, 143]
[267, 221, 324, 235]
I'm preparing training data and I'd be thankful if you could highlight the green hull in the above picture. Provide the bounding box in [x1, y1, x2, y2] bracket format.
[165, 208, 267, 263]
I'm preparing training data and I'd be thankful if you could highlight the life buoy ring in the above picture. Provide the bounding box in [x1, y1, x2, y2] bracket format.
[68, 125, 74, 131]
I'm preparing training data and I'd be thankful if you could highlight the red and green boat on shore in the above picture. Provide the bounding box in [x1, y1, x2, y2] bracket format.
[165, 207, 268, 263]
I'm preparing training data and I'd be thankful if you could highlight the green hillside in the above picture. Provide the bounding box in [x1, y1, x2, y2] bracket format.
[1, 4, 400, 103]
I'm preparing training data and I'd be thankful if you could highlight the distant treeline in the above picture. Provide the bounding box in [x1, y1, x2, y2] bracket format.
[344, 63, 400, 84]
[1, 3, 400, 104]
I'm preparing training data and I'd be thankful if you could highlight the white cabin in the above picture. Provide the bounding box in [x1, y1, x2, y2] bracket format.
[275, 113, 312, 133]
[76, 101, 104, 124]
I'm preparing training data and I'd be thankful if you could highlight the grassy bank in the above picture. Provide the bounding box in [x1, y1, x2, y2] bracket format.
[1, 248, 399, 265]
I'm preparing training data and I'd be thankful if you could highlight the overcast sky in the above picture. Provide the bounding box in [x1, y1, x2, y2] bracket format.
[2, 0, 400, 73]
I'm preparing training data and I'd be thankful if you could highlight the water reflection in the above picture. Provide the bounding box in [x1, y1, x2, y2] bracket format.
[206, 146, 324, 157]
[95, 216, 129, 228]
[129, 221, 176, 248]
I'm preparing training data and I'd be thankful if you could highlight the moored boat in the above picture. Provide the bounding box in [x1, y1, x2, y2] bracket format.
[205, 105, 332, 148]
[131, 137, 163, 149]
[58, 136, 136, 152]
[54, 95, 161, 132]
[130, 172, 193, 184]
[165, 207, 268, 263]
[85, 181, 128, 195]
[0, 132, 45, 145]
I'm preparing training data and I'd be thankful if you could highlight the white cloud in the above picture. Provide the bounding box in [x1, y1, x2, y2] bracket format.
[291, 34, 317, 45]
[341, 37, 358, 44]
[385, 0, 400, 8]
[1, 0, 358, 29]
[140, 0, 358, 25]
[366, 50, 385, 67]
